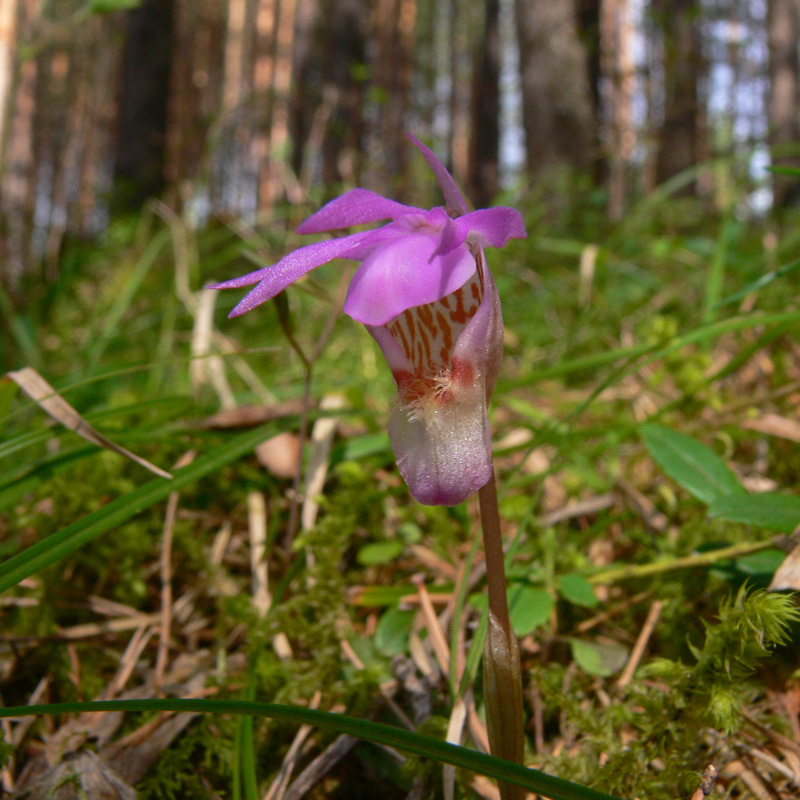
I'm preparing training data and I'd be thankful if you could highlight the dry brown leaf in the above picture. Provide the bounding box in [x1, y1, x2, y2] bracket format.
[255, 431, 301, 478]
[13, 750, 137, 800]
[769, 540, 800, 592]
[742, 413, 800, 443]
[6, 367, 172, 480]
[199, 399, 308, 429]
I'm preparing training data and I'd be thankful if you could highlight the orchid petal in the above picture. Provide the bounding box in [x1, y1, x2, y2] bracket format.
[224, 228, 396, 317]
[455, 207, 527, 249]
[297, 189, 418, 234]
[407, 134, 470, 215]
[208, 267, 271, 290]
[430, 214, 468, 259]
[343, 233, 475, 326]
[452, 247, 504, 399]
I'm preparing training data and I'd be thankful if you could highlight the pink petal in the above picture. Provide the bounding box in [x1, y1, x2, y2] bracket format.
[297, 189, 418, 234]
[408, 134, 470, 215]
[343, 233, 476, 326]
[430, 214, 467, 258]
[221, 228, 397, 317]
[452, 247, 504, 399]
[208, 267, 271, 290]
[455, 207, 527, 248]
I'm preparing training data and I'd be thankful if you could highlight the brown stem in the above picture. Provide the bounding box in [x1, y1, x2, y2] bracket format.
[478, 471, 511, 632]
[478, 470, 525, 800]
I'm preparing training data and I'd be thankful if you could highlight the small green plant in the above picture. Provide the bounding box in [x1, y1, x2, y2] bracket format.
[648, 586, 800, 733]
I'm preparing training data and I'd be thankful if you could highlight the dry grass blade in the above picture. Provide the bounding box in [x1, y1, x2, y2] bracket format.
[444, 692, 470, 800]
[281, 733, 359, 800]
[412, 576, 451, 675]
[616, 599, 663, 688]
[156, 450, 196, 686]
[248, 490, 271, 618]
[301, 394, 344, 532]
[263, 691, 321, 800]
[191, 289, 236, 409]
[742, 413, 800, 443]
[5, 367, 172, 479]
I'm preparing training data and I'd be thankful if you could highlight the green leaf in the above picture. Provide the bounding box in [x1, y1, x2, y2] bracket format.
[641, 424, 744, 505]
[374, 607, 416, 656]
[87, 0, 141, 14]
[0, 699, 621, 800]
[734, 549, 786, 576]
[0, 423, 281, 593]
[766, 165, 800, 177]
[557, 574, 598, 607]
[356, 541, 403, 566]
[707, 493, 800, 533]
[714, 258, 800, 309]
[569, 639, 628, 677]
[508, 585, 553, 636]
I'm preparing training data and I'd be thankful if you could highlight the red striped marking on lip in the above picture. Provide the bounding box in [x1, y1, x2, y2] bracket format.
[386, 263, 483, 403]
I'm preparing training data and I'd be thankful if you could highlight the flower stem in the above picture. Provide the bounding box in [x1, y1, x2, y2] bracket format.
[478, 471, 525, 800]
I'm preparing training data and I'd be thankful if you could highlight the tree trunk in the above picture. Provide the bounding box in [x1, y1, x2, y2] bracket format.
[467, 0, 500, 208]
[515, 0, 595, 179]
[767, 0, 800, 208]
[318, 0, 368, 188]
[0, 0, 17, 168]
[577, 0, 604, 183]
[112, 0, 176, 211]
[448, 0, 470, 189]
[260, 0, 297, 210]
[601, 0, 634, 219]
[654, 0, 701, 192]
[375, 0, 416, 200]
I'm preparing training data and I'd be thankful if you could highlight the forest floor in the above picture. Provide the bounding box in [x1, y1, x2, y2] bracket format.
[2, 183, 800, 800]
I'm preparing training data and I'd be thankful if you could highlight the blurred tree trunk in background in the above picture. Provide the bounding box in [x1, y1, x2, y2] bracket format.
[514, 0, 595, 180]
[164, 0, 226, 211]
[288, 0, 367, 193]
[0, 0, 36, 283]
[601, 0, 634, 219]
[288, 0, 315, 181]
[448, 0, 472, 190]
[319, 0, 368, 188]
[467, 0, 499, 208]
[375, 0, 416, 199]
[112, 0, 175, 212]
[767, 0, 800, 208]
[262, 0, 297, 209]
[0, 0, 16, 163]
[654, 0, 702, 193]
[577, 0, 603, 182]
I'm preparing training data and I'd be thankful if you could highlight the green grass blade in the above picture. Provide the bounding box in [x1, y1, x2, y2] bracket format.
[703, 213, 732, 325]
[0, 283, 40, 368]
[84, 230, 169, 367]
[240, 663, 260, 800]
[0, 422, 280, 593]
[506, 309, 800, 388]
[714, 258, 800, 310]
[0, 699, 621, 800]
[450, 530, 480, 694]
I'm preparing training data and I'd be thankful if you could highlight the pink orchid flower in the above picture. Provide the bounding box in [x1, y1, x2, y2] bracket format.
[211, 135, 527, 505]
